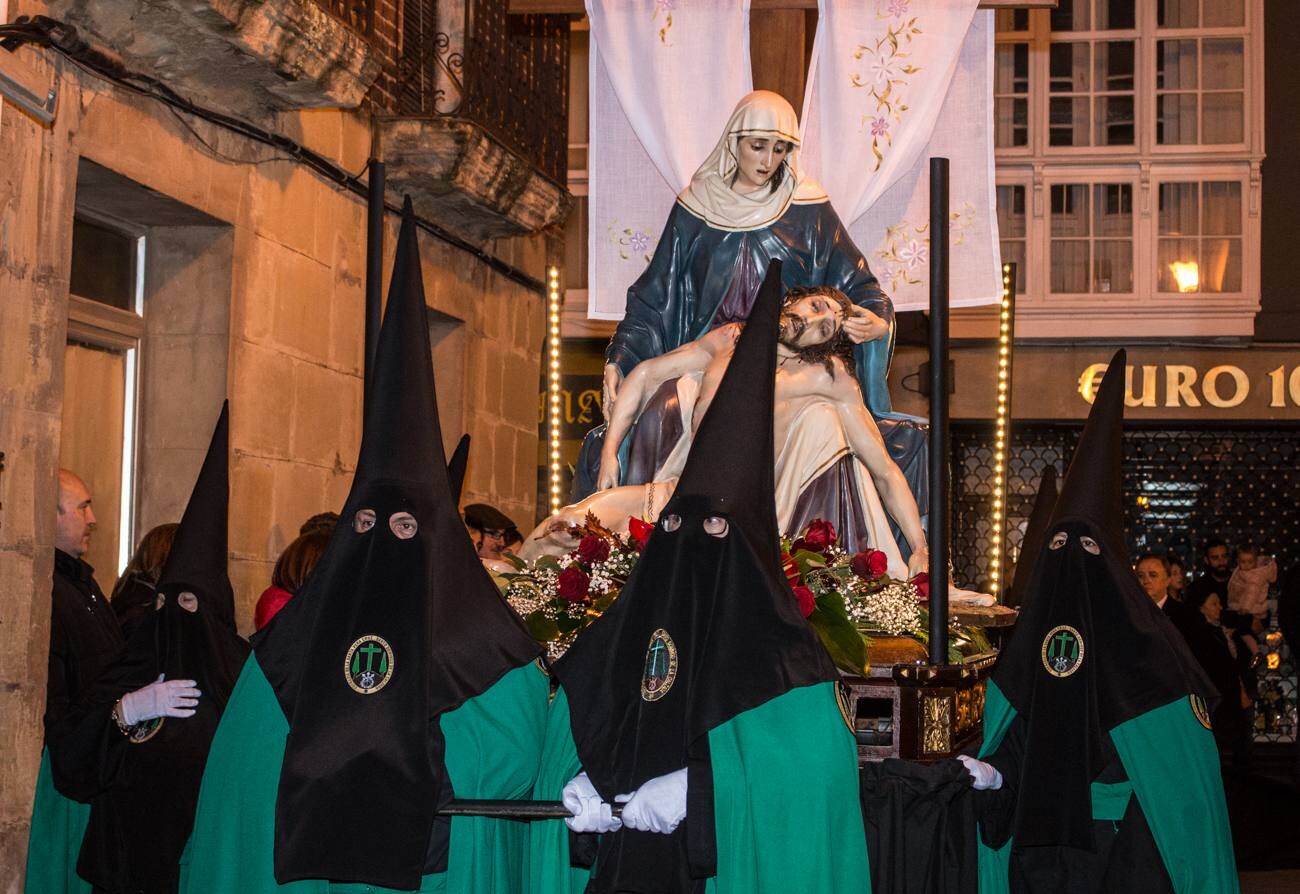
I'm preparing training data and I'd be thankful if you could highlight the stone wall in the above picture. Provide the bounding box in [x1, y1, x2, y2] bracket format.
[0, 30, 548, 891]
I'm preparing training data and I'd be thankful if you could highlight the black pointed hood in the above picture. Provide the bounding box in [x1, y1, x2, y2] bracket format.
[991, 350, 1215, 857]
[257, 199, 539, 889]
[554, 260, 836, 890]
[1004, 465, 1057, 609]
[447, 434, 470, 504]
[157, 401, 236, 631]
[74, 402, 248, 893]
[1051, 348, 1128, 557]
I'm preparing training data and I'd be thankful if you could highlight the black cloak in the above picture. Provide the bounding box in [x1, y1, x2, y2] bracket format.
[66, 402, 249, 893]
[985, 350, 1217, 874]
[552, 260, 838, 893]
[254, 199, 540, 890]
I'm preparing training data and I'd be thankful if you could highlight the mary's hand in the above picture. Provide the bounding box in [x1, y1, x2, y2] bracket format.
[842, 306, 889, 344]
[596, 455, 621, 492]
[602, 364, 623, 416]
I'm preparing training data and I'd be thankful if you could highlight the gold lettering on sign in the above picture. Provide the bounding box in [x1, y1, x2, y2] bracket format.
[1165, 366, 1201, 408]
[1292, 367, 1300, 406]
[1202, 365, 1249, 408]
[1270, 366, 1286, 408]
[1126, 365, 1157, 407]
[1077, 363, 1108, 404]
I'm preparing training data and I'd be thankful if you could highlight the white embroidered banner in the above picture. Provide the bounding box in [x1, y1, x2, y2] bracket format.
[586, 0, 753, 320]
[801, 2, 1001, 311]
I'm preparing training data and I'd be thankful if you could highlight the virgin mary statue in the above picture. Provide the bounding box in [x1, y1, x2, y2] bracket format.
[574, 90, 927, 537]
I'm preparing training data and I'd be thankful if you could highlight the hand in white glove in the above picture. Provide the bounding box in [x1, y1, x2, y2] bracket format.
[957, 755, 1003, 791]
[562, 772, 622, 834]
[119, 674, 201, 725]
[618, 768, 688, 835]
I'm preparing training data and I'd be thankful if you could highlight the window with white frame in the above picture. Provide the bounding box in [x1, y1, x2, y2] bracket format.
[1047, 0, 1137, 148]
[1157, 180, 1243, 293]
[1049, 182, 1135, 294]
[1155, 0, 1246, 147]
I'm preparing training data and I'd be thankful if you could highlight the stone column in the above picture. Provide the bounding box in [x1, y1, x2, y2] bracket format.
[0, 48, 81, 889]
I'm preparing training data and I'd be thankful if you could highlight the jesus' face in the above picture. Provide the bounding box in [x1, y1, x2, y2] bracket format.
[779, 292, 846, 350]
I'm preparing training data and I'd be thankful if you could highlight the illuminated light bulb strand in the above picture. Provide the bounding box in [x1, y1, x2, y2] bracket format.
[546, 264, 564, 514]
[988, 263, 1016, 597]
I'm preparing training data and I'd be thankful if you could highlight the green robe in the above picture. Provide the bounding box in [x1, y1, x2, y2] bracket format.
[181, 655, 548, 894]
[975, 680, 1237, 894]
[528, 681, 869, 894]
[24, 748, 92, 894]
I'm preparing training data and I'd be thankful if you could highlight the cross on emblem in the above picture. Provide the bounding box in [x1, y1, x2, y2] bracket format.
[344, 635, 395, 694]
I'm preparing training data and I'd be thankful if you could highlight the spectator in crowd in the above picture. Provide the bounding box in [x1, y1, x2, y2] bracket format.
[1185, 538, 1233, 620]
[26, 470, 129, 891]
[253, 529, 331, 631]
[1190, 589, 1255, 768]
[1167, 554, 1188, 601]
[109, 522, 179, 640]
[1136, 552, 1201, 639]
[1227, 542, 1276, 630]
[1277, 563, 1300, 781]
[463, 503, 520, 572]
[298, 511, 339, 537]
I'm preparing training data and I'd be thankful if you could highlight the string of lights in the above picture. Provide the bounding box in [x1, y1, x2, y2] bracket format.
[988, 262, 1016, 599]
[547, 266, 564, 514]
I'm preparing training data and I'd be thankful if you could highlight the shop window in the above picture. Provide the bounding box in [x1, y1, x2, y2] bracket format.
[1048, 39, 1136, 147]
[1157, 0, 1244, 29]
[1157, 180, 1242, 293]
[1050, 182, 1133, 294]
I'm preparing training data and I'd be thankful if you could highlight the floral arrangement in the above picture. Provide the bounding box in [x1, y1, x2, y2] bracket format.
[499, 515, 652, 661]
[498, 515, 969, 673]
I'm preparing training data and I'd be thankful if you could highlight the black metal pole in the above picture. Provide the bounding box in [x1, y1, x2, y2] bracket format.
[928, 157, 950, 666]
[364, 158, 385, 411]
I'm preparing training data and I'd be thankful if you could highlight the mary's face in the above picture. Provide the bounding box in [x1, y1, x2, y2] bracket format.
[732, 137, 791, 193]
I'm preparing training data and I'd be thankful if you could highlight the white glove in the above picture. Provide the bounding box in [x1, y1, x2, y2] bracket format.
[118, 674, 201, 725]
[957, 755, 1003, 791]
[618, 768, 688, 835]
[562, 772, 622, 834]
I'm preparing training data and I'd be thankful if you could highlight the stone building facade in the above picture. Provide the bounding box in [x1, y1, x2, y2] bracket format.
[0, 0, 568, 882]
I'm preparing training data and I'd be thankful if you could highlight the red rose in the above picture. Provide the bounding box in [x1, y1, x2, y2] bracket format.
[850, 549, 890, 580]
[576, 534, 611, 565]
[628, 516, 654, 551]
[557, 567, 591, 603]
[911, 572, 930, 602]
[781, 552, 802, 588]
[802, 519, 837, 554]
[792, 585, 817, 618]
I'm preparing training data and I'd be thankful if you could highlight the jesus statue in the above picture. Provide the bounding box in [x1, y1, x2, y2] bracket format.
[524, 284, 927, 581]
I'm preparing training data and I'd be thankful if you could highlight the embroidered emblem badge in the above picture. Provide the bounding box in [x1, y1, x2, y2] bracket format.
[128, 717, 164, 744]
[1190, 694, 1212, 730]
[345, 634, 395, 694]
[641, 628, 678, 701]
[835, 681, 856, 734]
[1040, 624, 1084, 678]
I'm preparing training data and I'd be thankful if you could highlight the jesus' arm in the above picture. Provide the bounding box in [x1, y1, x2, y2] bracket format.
[597, 328, 732, 490]
[827, 373, 929, 575]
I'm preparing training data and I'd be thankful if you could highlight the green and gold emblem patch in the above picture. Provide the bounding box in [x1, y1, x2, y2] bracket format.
[128, 717, 164, 744]
[1041, 625, 1084, 678]
[641, 628, 678, 702]
[835, 681, 856, 734]
[1190, 694, 1212, 730]
[344, 634, 394, 695]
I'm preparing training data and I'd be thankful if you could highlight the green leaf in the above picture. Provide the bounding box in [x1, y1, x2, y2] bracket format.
[534, 555, 562, 574]
[526, 614, 559, 643]
[808, 591, 870, 675]
[792, 549, 828, 577]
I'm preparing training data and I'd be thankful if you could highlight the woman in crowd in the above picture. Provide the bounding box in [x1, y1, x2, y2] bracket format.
[109, 523, 179, 640]
[251, 529, 330, 631]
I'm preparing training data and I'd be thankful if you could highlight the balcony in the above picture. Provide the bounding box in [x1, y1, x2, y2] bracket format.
[44, 0, 381, 112]
[377, 0, 572, 242]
